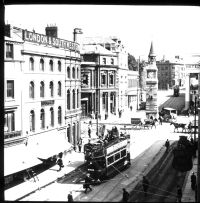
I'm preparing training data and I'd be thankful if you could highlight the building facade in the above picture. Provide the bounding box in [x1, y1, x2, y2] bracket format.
[4, 25, 81, 185]
[156, 56, 186, 90]
[81, 36, 129, 118]
[81, 44, 118, 120]
[184, 55, 200, 110]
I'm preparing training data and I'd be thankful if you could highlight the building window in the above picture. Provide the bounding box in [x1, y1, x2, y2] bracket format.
[58, 106, 62, 125]
[72, 67, 75, 79]
[40, 58, 45, 71]
[101, 73, 106, 85]
[67, 67, 70, 78]
[30, 110, 35, 132]
[30, 57, 34, 71]
[67, 90, 70, 110]
[102, 92, 106, 109]
[109, 73, 114, 85]
[6, 43, 13, 58]
[77, 68, 79, 79]
[49, 81, 54, 97]
[7, 80, 14, 98]
[73, 89, 75, 109]
[29, 81, 34, 98]
[40, 81, 45, 98]
[58, 61, 61, 72]
[50, 107, 54, 127]
[67, 125, 71, 142]
[111, 58, 114, 65]
[77, 89, 79, 108]
[4, 111, 15, 132]
[58, 81, 61, 96]
[103, 58, 106, 64]
[49, 60, 53, 71]
[40, 109, 45, 129]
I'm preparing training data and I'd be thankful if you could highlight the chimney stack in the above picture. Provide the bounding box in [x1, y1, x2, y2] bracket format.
[5, 24, 11, 37]
[45, 25, 58, 38]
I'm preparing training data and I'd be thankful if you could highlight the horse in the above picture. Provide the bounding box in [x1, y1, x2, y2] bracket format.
[142, 119, 157, 129]
[170, 121, 187, 133]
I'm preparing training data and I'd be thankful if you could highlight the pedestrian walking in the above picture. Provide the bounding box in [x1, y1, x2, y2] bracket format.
[68, 191, 73, 202]
[142, 176, 149, 197]
[88, 127, 91, 138]
[191, 172, 196, 190]
[84, 173, 92, 193]
[176, 185, 182, 203]
[165, 139, 170, 152]
[122, 188, 129, 202]
[158, 116, 163, 125]
[57, 157, 64, 171]
[77, 138, 82, 152]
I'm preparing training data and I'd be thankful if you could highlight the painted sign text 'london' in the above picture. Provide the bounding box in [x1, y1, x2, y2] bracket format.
[23, 30, 79, 51]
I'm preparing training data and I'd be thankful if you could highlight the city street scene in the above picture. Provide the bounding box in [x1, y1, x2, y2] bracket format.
[4, 5, 200, 202]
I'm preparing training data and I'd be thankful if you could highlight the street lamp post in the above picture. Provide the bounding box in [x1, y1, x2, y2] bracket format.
[194, 96, 197, 142]
[197, 105, 200, 202]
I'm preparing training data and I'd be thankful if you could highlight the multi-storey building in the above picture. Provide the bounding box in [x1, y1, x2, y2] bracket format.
[156, 56, 186, 90]
[184, 55, 200, 110]
[81, 44, 118, 120]
[81, 36, 129, 118]
[4, 25, 81, 188]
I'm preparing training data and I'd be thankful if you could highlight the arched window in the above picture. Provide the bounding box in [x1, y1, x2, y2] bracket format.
[72, 123, 76, 146]
[58, 81, 61, 96]
[49, 81, 54, 97]
[29, 81, 34, 98]
[67, 90, 70, 110]
[30, 110, 35, 132]
[67, 67, 70, 78]
[30, 57, 34, 71]
[77, 89, 79, 108]
[77, 68, 79, 79]
[49, 60, 53, 71]
[40, 58, 44, 71]
[58, 106, 62, 125]
[72, 67, 75, 79]
[40, 81, 45, 98]
[40, 109, 45, 129]
[73, 89, 75, 109]
[67, 124, 71, 143]
[50, 107, 54, 127]
[58, 61, 61, 72]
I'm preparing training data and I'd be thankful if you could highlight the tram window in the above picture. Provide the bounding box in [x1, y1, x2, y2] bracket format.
[121, 149, 126, 157]
[115, 153, 120, 161]
[107, 156, 114, 165]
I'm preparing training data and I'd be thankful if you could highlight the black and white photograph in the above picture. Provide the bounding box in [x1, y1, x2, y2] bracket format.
[4, 4, 200, 202]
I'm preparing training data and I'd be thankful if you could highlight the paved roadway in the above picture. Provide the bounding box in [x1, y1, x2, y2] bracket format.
[20, 90, 191, 201]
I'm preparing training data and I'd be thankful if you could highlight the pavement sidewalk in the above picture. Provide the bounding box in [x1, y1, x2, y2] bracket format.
[4, 150, 85, 201]
[182, 156, 198, 202]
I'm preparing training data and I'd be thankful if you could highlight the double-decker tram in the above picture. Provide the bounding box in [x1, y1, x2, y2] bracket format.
[84, 129, 131, 182]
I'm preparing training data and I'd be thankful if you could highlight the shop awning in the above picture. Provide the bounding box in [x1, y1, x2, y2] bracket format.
[36, 140, 73, 160]
[4, 144, 42, 177]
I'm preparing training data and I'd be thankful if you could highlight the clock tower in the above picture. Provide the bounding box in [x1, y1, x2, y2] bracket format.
[145, 41, 158, 118]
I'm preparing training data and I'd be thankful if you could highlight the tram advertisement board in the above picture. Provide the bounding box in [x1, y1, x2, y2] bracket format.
[106, 139, 127, 155]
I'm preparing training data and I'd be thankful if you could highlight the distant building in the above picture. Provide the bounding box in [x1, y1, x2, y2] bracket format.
[184, 55, 200, 110]
[4, 24, 81, 189]
[145, 41, 158, 118]
[81, 36, 132, 119]
[156, 56, 186, 90]
[80, 44, 118, 120]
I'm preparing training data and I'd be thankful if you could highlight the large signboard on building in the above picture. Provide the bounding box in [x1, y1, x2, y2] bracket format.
[23, 30, 79, 51]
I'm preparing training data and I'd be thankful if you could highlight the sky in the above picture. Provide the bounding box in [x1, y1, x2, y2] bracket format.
[4, 5, 200, 60]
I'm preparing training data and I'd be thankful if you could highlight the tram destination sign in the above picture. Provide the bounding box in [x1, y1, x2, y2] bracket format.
[106, 139, 127, 155]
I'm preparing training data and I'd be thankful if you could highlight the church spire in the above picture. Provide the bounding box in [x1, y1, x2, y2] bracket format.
[148, 41, 156, 63]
